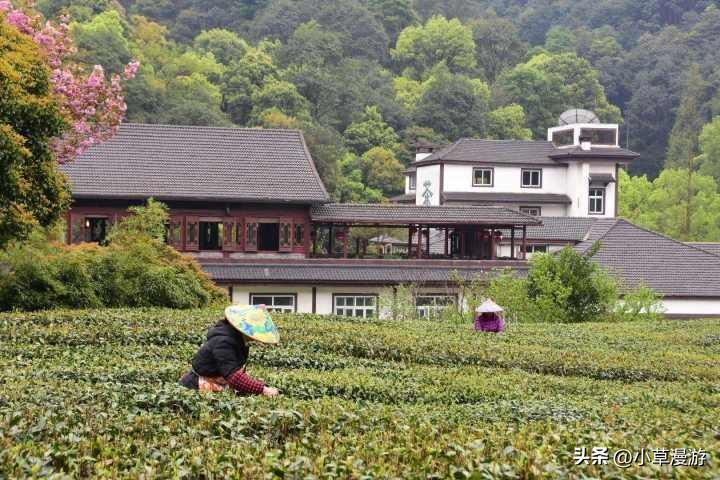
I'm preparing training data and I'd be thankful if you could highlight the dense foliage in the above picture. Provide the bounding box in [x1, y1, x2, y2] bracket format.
[7, 0, 720, 238]
[0, 308, 717, 477]
[0, 200, 225, 311]
[0, 2, 134, 247]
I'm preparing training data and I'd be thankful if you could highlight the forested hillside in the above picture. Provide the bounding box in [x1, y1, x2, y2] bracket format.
[33, 0, 720, 233]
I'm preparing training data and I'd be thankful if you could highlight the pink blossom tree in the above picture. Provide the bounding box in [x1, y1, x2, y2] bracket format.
[0, 1, 138, 164]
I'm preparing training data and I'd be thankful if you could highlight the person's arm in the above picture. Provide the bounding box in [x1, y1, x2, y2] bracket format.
[213, 339, 278, 396]
[226, 368, 266, 395]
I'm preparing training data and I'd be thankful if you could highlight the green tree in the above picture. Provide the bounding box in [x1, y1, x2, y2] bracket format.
[193, 29, 249, 65]
[335, 154, 384, 203]
[497, 53, 621, 138]
[249, 80, 310, 124]
[544, 26, 577, 53]
[414, 67, 489, 139]
[666, 64, 710, 169]
[276, 20, 343, 67]
[618, 169, 654, 226]
[71, 10, 132, 75]
[360, 147, 404, 195]
[645, 169, 720, 241]
[470, 13, 527, 83]
[526, 244, 618, 323]
[486, 104, 532, 140]
[0, 19, 69, 247]
[698, 117, 720, 181]
[366, 0, 419, 44]
[343, 106, 400, 155]
[392, 15, 476, 79]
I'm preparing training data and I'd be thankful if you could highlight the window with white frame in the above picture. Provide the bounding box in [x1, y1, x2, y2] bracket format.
[526, 244, 548, 254]
[408, 173, 416, 191]
[472, 168, 493, 187]
[589, 188, 605, 215]
[519, 206, 542, 216]
[521, 168, 542, 188]
[416, 295, 455, 318]
[250, 294, 296, 313]
[334, 295, 377, 317]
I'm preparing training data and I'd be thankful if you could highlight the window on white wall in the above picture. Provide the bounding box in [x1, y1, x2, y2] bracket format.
[519, 206, 542, 216]
[472, 168, 493, 187]
[408, 174, 416, 190]
[589, 188, 605, 215]
[334, 295, 377, 317]
[526, 245, 548, 254]
[250, 294, 296, 312]
[416, 295, 455, 318]
[521, 169, 542, 188]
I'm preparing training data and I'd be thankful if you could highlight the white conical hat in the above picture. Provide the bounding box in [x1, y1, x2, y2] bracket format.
[476, 299, 503, 313]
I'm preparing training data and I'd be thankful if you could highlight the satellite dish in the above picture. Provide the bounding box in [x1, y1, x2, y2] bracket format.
[558, 109, 600, 125]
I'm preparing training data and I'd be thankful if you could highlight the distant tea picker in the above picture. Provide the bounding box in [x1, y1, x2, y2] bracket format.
[180, 305, 281, 397]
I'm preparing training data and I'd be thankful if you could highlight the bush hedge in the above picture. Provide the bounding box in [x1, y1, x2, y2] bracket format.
[0, 200, 225, 311]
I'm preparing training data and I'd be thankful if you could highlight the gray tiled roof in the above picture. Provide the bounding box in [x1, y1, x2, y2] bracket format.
[442, 192, 573, 205]
[686, 242, 720, 257]
[415, 138, 639, 166]
[310, 203, 541, 226]
[420, 139, 560, 165]
[575, 219, 720, 297]
[203, 261, 527, 284]
[499, 217, 598, 241]
[60, 123, 329, 203]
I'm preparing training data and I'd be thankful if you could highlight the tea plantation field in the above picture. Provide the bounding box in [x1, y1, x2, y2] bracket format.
[0, 309, 718, 478]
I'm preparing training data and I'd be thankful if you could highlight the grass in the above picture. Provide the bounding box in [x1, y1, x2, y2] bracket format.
[0, 308, 718, 478]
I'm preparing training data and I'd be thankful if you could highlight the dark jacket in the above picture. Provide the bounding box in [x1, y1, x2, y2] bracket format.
[191, 319, 249, 378]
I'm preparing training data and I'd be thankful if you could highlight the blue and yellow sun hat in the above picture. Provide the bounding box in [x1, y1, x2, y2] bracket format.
[224, 304, 280, 344]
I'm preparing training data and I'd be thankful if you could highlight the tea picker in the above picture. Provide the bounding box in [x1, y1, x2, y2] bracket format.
[475, 299, 506, 333]
[180, 304, 281, 397]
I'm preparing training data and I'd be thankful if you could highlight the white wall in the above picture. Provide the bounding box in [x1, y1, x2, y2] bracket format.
[497, 243, 566, 259]
[415, 164, 441, 205]
[231, 285, 314, 312]
[588, 163, 617, 218]
[442, 164, 567, 194]
[659, 298, 720, 318]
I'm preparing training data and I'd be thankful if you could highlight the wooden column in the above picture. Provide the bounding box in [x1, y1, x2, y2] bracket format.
[311, 228, 316, 256]
[521, 225, 527, 260]
[425, 228, 430, 257]
[328, 224, 334, 257]
[510, 227, 515, 260]
[444, 228, 449, 257]
[416, 225, 422, 259]
[343, 226, 349, 258]
[489, 226, 496, 260]
[408, 226, 414, 259]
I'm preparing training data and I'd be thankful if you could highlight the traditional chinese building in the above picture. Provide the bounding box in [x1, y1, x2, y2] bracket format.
[61, 122, 720, 318]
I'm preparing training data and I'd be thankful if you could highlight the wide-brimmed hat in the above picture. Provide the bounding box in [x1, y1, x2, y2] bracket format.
[476, 299, 503, 313]
[224, 304, 280, 344]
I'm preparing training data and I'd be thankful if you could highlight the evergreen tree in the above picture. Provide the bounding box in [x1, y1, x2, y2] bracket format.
[665, 64, 709, 169]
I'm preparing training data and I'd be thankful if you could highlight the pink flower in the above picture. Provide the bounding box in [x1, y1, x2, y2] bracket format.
[124, 60, 140, 80]
[3, 0, 136, 164]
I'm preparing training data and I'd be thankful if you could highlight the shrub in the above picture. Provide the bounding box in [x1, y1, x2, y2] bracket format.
[614, 282, 665, 321]
[0, 200, 225, 311]
[525, 244, 618, 323]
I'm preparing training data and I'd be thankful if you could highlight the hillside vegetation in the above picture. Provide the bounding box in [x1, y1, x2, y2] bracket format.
[1, 309, 718, 478]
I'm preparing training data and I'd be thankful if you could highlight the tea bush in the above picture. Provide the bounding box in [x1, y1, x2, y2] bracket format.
[0, 308, 718, 478]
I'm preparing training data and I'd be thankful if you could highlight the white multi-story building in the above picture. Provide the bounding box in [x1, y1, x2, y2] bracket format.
[395, 109, 637, 219]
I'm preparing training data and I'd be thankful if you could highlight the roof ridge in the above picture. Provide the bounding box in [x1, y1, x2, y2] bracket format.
[576, 218, 618, 253]
[121, 122, 304, 134]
